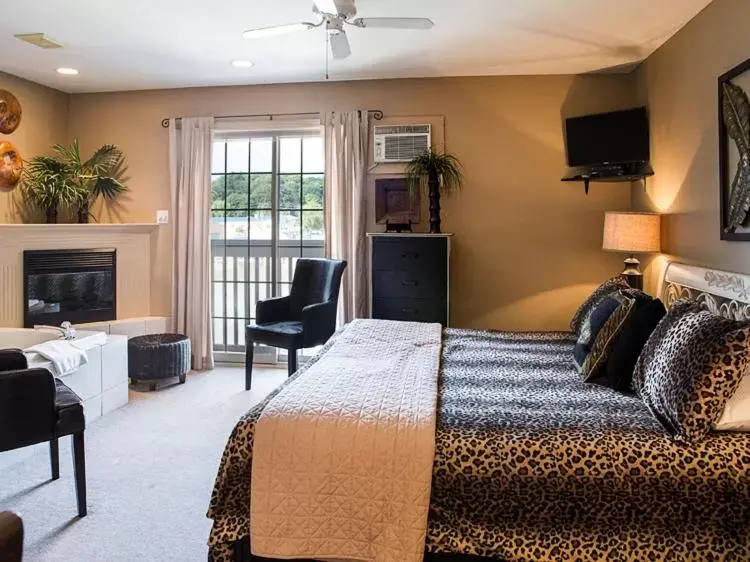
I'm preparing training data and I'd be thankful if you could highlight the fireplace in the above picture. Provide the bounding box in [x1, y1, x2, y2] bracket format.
[23, 249, 116, 328]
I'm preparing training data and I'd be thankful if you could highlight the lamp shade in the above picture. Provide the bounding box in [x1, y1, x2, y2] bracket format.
[602, 212, 661, 254]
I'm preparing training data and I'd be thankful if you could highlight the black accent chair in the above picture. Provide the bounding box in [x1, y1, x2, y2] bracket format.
[0, 349, 87, 518]
[245, 258, 347, 390]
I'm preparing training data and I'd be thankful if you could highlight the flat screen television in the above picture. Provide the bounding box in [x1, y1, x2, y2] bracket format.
[564, 107, 650, 168]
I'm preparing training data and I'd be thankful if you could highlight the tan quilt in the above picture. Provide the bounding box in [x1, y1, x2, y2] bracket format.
[250, 319, 442, 562]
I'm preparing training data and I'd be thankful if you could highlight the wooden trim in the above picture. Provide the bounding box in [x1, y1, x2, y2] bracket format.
[0, 223, 160, 234]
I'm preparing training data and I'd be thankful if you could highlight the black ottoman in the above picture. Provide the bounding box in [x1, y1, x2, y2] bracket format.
[128, 333, 191, 390]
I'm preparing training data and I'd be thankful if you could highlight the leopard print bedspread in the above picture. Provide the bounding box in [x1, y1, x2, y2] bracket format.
[208, 329, 750, 561]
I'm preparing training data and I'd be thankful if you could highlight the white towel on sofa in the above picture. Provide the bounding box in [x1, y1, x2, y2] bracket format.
[25, 340, 89, 377]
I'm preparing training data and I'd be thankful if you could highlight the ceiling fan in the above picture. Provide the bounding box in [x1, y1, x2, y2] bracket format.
[243, 0, 434, 60]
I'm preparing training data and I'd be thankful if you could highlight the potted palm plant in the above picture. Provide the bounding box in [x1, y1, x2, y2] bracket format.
[406, 148, 464, 234]
[53, 141, 127, 223]
[21, 155, 82, 223]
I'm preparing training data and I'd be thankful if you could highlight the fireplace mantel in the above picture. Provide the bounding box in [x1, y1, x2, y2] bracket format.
[0, 223, 160, 234]
[0, 223, 162, 328]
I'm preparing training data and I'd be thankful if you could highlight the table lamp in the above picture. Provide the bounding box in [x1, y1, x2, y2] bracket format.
[602, 211, 661, 290]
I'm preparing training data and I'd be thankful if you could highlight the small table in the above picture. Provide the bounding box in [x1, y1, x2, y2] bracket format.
[128, 333, 190, 390]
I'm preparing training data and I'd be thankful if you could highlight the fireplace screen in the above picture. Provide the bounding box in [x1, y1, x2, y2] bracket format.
[23, 249, 116, 328]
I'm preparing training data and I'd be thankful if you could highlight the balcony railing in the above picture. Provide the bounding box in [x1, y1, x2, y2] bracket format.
[211, 239, 325, 353]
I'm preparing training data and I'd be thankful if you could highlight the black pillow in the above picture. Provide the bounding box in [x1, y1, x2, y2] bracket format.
[573, 296, 621, 368]
[576, 293, 637, 380]
[589, 298, 666, 392]
[569, 276, 630, 335]
[620, 288, 653, 306]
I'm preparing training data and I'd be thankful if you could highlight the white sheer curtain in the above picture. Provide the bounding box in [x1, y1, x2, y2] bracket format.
[323, 110, 370, 323]
[169, 117, 215, 370]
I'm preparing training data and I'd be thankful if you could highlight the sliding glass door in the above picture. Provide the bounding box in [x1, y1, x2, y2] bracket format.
[210, 132, 324, 362]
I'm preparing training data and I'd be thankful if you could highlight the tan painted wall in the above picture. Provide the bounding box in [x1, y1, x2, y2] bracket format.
[67, 75, 635, 329]
[0, 72, 68, 222]
[633, 0, 750, 294]
[4, 0, 745, 328]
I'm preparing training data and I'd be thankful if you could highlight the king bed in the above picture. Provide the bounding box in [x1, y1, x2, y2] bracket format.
[207, 262, 750, 562]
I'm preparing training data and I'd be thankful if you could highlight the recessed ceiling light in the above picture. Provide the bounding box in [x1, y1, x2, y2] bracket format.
[231, 60, 254, 68]
[56, 67, 79, 75]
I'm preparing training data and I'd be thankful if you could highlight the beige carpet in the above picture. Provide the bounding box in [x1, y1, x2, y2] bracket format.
[0, 366, 287, 562]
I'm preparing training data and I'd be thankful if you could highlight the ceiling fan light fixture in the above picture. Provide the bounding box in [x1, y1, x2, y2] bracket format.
[243, 22, 314, 39]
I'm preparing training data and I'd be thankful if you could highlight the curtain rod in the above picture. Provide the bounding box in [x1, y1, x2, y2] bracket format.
[161, 110, 383, 128]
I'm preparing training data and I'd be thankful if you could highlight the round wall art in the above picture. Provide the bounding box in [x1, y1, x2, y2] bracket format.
[0, 89, 22, 134]
[0, 141, 23, 188]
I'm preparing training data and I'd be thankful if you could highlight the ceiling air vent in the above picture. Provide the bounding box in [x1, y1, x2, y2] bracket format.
[373, 124, 431, 163]
[14, 33, 63, 49]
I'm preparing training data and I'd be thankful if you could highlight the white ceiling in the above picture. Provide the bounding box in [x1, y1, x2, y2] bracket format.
[0, 0, 712, 94]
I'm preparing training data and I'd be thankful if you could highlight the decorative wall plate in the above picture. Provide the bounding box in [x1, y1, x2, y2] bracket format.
[0, 141, 23, 188]
[0, 90, 22, 134]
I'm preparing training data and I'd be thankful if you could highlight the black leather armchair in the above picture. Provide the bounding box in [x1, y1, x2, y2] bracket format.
[0, 349, 87, 518]
[245, 258, 347, 390]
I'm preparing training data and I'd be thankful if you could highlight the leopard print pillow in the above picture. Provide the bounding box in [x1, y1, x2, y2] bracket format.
[569, 276, 631, 335]
[633, 299, 750, 443]
[631, 299, 701, 394]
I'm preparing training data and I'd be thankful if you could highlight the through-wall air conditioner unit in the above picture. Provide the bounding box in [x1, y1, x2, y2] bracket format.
[373, 124, 431, 163]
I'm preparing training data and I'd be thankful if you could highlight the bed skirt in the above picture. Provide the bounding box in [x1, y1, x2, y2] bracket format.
[220, 538, 497, 562]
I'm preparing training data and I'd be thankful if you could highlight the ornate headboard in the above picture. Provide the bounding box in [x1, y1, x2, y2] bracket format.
[661, 262, 750, 321]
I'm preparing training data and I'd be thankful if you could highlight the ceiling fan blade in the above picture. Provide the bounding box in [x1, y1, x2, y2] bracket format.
[313, 0, 339, 15]
[329, 31, 352, 59]
[352, 17, 434, 30]
[243, 22, 315, 39]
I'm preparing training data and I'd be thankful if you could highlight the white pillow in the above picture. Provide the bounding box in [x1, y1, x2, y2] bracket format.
[715, 369, 750, 431]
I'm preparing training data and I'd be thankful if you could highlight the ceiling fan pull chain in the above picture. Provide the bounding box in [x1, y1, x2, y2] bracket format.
[325, 32, 330, 80]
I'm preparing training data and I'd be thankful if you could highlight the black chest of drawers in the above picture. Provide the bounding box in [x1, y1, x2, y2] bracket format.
[368, 234, 451, 326]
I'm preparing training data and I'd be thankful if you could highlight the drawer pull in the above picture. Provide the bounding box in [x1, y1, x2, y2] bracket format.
[401, 252, 419, 259]
[401, 308, 418, 314]
[401, 280, 418, 287]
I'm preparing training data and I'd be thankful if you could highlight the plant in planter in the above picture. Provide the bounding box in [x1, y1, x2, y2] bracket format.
[406, 148, 464, 234]
[53, 141, 127, 223]
[21, 155, 82, 223]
